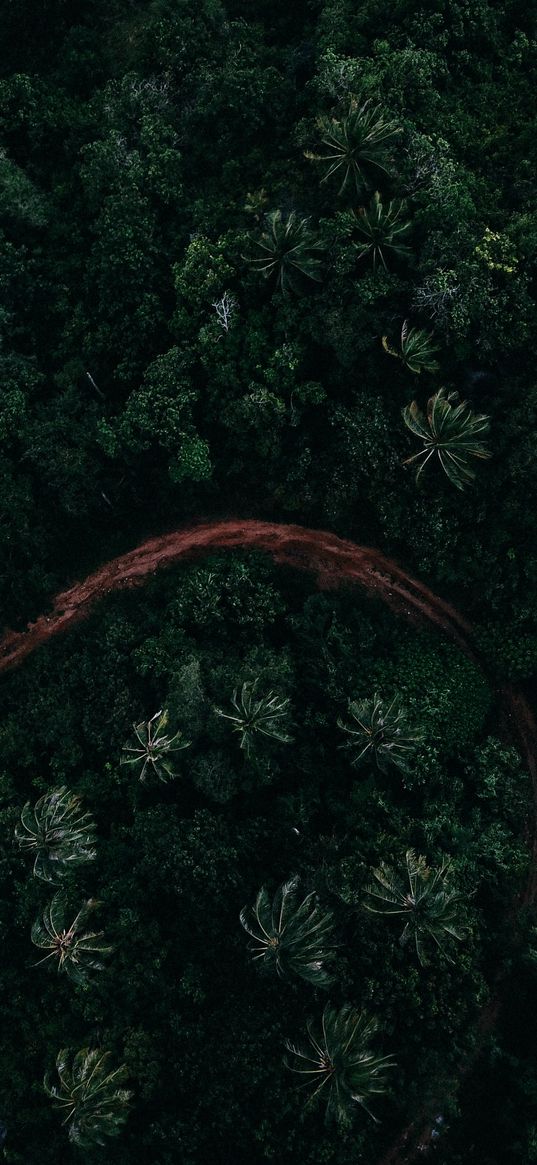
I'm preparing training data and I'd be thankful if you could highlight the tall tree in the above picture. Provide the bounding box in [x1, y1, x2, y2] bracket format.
[403, 388, 491, 490]
[363, 849, 469, 965]
[121, 709, 190, 783]
[308, 99, 400, 196]
[215, 679, 292, 757]
[249, 210, 324, 295]
[31, 894, 112, 984]
[15, 788, 97, 883]
[44, 1047, 131, 1149]
[284, 1004, 394, 1127]
[354, 191, 411, 271]
[240, 876, 336, 986]
[338, 693, 423, 775]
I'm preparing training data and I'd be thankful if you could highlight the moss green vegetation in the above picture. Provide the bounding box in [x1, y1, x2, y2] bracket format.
[0, 557, 532, 1162]
[1, 1, 537, 1160]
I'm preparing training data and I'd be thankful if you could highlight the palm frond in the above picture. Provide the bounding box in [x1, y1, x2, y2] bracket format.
[284, 1004, 395, 1128]
[44, 1047, 131, 1149]
[249, 210, 324, 295]
[382, 320, 440, 374]
[354, 191, 411, 272]
[338, 693, 423, 775]
[15, 787, 97, 883]
[31, 893, 112, 984]
[403, 387, 491, 490]
[363, 849, 470, 965]
[121, 709, 190, 783]
[307, 99, 400, 196]
[215, 678, 292, 758]
[240, 876, 336, 987]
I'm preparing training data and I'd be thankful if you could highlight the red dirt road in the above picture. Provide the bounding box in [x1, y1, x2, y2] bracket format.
[0, 518, 535, 1163]
[0, 519, 476, 673]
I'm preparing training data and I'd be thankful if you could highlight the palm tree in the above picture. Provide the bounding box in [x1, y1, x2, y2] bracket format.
[284, 1004, 394, 1128]
[363, 849, 468, 965]
[307, 99, 401, 196]
[44, 1047, 131, 1149]
[382, 320, 440, 374]
[240, 876, 336, 987]
[121, 708, 190, 783]
[15, 787, 97, 883]
[338, 693, 422, 775]
[354, 191, 411, 271]
[215, 678, 292, 757]
[402, 387, 492, 490]
[31, 894, 112, 984]
[249, 210, 324, 295]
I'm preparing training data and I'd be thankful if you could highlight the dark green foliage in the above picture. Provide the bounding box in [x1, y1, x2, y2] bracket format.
[403, 388, 492, 490]
[249, 210, 325, 294]
[284, 1004, 395, 1127]
[308, 98, 400, 195]
[31, 893, 112, 984]
[0, 559, 528, 1162]
[44, 1047, 131, 1148]
[363, 850, 469, 966]
[1, 1, 536, 1160]
[338, 693, 423, 775]
[103, 346, 212, 486]
[121, 709, 190, 784]
[367, 633, 492, 764]
[0, 148, 48, 227]
[240, 876, 337, 986]
[15, 788, 97, 883]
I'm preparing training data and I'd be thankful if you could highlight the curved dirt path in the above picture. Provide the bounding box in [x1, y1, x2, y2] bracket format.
[0, 519, 476, 673]
[0, 518, 535, 1163]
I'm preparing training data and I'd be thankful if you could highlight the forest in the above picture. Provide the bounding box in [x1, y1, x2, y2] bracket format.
[1, 0, 537, 1161]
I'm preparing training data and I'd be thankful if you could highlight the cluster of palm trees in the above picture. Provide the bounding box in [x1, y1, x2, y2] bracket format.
[15, 788, 131, 1147]
[120, 687, 426, 781]
[240, 849, 468, 1128]
[249, 99, 410, 287]
[231, 693, 469, 1129]
[13, 684, 294, 1148]
[239, 878, 393, 1126]
[14, 683, 468, 1142]
[123, 684, 426, 782]
[119, 685, 291, 782]
[9, 690, 294, 1145]
[246, 95, 492, 491]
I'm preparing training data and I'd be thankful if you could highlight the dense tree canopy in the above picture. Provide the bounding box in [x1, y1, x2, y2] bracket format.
[1, 0, 537, 1161]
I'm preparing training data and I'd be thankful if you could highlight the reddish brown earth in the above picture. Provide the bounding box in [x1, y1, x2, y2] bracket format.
[0, 519, 477, 672]
[0, 518, 535, 1163]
